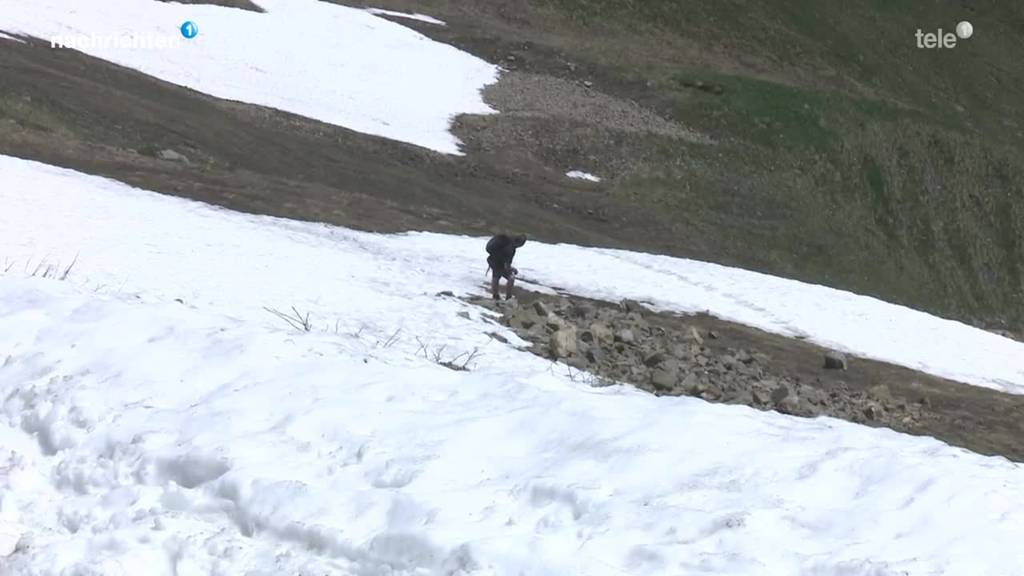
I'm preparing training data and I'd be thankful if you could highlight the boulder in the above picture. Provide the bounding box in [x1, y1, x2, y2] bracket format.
[868, 384, 893, 404]
[533, 300, 551, 317]
[549, 327, 578, 358]
[651, 368, 678, 390]
[620, 299, 645, 314]
[681, 372, 701, 394]
[590, 322, 613, 343]
[770, 384, 790, 405]
[752, 386, 772, 405]
[824, 352, 848, 370]
[643, 350, 666, 367]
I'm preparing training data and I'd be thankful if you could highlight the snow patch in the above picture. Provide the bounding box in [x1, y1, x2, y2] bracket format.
[365, 7, 447, 26]
[567, 170, 601, 182]
[0, 0, 496, 154]
[2, 276, 1024, 575]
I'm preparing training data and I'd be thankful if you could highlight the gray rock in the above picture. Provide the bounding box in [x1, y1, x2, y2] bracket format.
[778, 395, 802, 415]
[669, 344, 691, 360]
[545, 318, 564, 331]
[590, 322, 613, 343]
[799, 386, 828, 406]
[770, 384, 790, 405]
[681, 372, 702, 394]
[752, 386, 772, 405]
[158, 148, 190, 163]
[620, 299, 644, 314]
[868, 384, 893, 404]
[643, 350, 666, 367]
[863, 402, 884, 421]
[687, 327, 704, 345]
[651, 368, 678, 390]
[549, 327, 578, 358]
[615, 329, 636, 345]
[824, 352, 848, 370]
[533, 301, 551, 317]
[579, 330, 594, 343]
[457, 311, 471, 320]
[570, 303, 594, 318]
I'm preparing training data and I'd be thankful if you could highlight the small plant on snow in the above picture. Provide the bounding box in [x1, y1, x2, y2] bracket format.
[263, 306, 313, 332]
[10, 254, 79, 280]
[415, 337, 483, 371]
[378, 328, 402, 349]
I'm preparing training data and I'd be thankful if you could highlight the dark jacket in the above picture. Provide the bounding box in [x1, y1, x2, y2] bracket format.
[486, 234, 524, 272]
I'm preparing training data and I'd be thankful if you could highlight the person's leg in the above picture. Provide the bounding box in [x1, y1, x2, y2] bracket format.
[491, 269, 502, 300]
[504, 268, 516, 300]
[487, 256, 502, 299]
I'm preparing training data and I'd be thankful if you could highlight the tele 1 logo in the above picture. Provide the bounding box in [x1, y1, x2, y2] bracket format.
[916, 21, 973, 49]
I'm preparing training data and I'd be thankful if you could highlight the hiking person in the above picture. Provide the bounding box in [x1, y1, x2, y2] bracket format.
[485, 233, 527, 300]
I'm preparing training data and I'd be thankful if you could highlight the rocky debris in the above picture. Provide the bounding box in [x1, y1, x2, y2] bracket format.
[471, 293, 927, 436]
[824, 351, 848, 370]
[457, 311, 472, 320]
[436, 290, 455, 297]
[158, 148, 190, 163]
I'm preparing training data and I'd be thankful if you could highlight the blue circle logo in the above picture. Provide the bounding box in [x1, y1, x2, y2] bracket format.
[180, 21, 198, 39]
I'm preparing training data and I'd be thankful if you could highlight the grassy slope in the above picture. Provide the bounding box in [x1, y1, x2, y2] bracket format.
[544, 0, 1024, 329]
